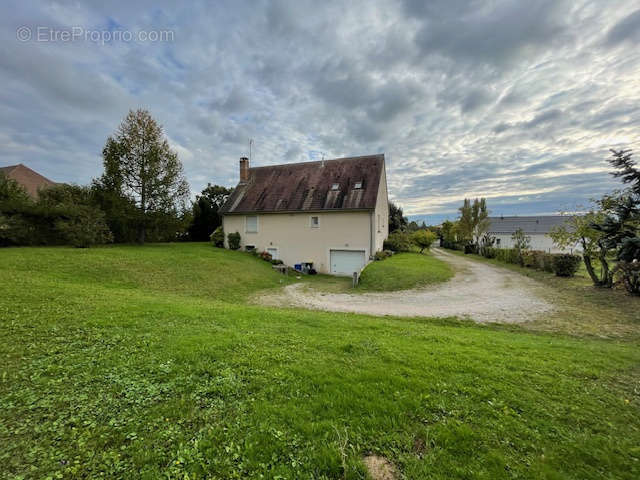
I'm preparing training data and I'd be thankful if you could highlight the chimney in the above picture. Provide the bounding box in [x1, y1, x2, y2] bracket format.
[239, 156, 249, 183]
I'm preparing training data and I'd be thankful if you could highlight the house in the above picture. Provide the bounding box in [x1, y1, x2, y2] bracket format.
[0, 164, 56, 199]
[488, 215, 579, 253]
[220, 154, 389, 275]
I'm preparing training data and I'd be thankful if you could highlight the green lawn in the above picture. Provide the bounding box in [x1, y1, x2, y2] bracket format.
[358, 252, 453, 292]
[1, 244, 639, 479]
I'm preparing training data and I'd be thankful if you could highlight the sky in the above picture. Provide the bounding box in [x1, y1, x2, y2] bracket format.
[1, 0, 639, 224]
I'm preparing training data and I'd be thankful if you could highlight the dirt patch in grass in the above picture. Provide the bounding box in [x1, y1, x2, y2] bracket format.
[363, 455, 397, 480]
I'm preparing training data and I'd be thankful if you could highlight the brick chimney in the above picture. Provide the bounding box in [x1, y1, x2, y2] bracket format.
[239, 156, 249, 183]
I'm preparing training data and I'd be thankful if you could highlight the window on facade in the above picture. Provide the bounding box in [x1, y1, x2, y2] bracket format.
[354, 181, 362, 189]
[331, 183, 340, 190]
[496, 238, 501, 246]
[310, 216, 320, 228]
[246, 215, 258, 233]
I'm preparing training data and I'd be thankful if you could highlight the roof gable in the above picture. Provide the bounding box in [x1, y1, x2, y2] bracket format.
[221, 154, 384, 214]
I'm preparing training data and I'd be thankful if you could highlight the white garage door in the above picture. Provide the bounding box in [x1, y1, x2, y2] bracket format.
[330, 249, 366, 276]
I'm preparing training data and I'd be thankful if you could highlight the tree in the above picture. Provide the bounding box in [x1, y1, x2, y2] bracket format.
[472, 198, 490, 246]
[550, 210, 612, 287]
[609, 148, 640, 195]
[38, 184, 113, 248]
[188, 184, 233, 241]
[54, 205, 113, 248]
[388, 201, 408, 233]
[98, 109, 190, 244]
[412, 229, 437, 253]
[591, 149, 640, 295]
[0, 172, 31, 206]
[457, 199, 474, 243]
[457, 198, 489, 246]
[511, 228, 530, 265]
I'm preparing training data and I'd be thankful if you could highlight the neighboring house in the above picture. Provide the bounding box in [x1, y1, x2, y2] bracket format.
[220, 154, 389, 275]
[488, 215, 580, 253]
[0, 164, 56, 199]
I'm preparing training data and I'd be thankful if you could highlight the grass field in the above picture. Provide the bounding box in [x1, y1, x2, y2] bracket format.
[300, 252, 453, 294]
[1, 243, 639, 479]
[358, 252, 453, 291]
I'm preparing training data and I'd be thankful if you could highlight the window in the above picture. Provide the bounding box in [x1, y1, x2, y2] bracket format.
[354, 181, 362, 189]
[496, 238, 501, 246]
[310, 216, 320, 228]
[246, 215, 258, 233]
[331, 183, 340, 190]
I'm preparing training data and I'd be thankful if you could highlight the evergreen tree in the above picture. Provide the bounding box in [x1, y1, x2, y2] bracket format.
[97, 109, 190, 243]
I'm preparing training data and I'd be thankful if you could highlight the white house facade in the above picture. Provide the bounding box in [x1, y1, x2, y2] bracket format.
[220, 154, 389, 275]
[488, 216, 581, 253]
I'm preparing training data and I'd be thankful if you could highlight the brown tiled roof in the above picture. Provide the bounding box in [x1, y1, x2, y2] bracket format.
[0, 164, 57, 198]
[221, 154, 385, 214]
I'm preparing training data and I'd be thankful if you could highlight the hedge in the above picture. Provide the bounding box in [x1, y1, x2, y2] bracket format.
[480, 247, 581, 277]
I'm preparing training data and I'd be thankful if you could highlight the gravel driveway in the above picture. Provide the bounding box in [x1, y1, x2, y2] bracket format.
[262, 248, 554, 323]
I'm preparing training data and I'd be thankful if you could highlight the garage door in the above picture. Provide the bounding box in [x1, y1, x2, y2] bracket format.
[330, 249, 366, 276]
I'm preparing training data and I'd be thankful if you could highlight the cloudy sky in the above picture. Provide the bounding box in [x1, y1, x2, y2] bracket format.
[1, 0, 639, 223]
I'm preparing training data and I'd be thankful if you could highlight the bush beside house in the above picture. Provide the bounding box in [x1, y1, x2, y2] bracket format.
[227, 231, 241, 250]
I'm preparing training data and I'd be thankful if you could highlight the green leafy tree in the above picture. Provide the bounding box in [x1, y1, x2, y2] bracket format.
[388, 201, 408, 233]
[39, 184, 113, 247]
[188, 184, 233, 241]
[591, 149, 640, 294]
[411, 229, 437, 253]
[472, 198, 490, 246]
[458, 198, 490, 246]
[457, 199, 474, 243]
[54, 205, 113, 248]
[550, 210, 612, 287]
[98, 109, 190, 244]
[0, 172, 31, 206]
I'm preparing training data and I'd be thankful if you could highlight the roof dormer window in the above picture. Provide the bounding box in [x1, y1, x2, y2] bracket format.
[331, 183, 340, 190]
[353, 181, 362, 189]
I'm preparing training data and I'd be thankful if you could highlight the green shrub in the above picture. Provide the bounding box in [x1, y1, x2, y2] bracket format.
[494, 248, 520, 264]
[482, 247, 498, 259]
[210, 226, 224, 247]
[54, 206, 113, 248]
[552, 254, 582, 277]
[383, 231, 412, 252]
[227, 231, 241, 250]
[464, 244, 478, 255]
[374, 250, 391, 261]
[522, 250, 546, 268]
[538, 253, 555, 273]
[411, 229, 437, 253]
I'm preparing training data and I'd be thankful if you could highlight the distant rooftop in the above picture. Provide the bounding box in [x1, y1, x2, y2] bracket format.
[488, 215, 576, 234]
[0, 164, 57, 198]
